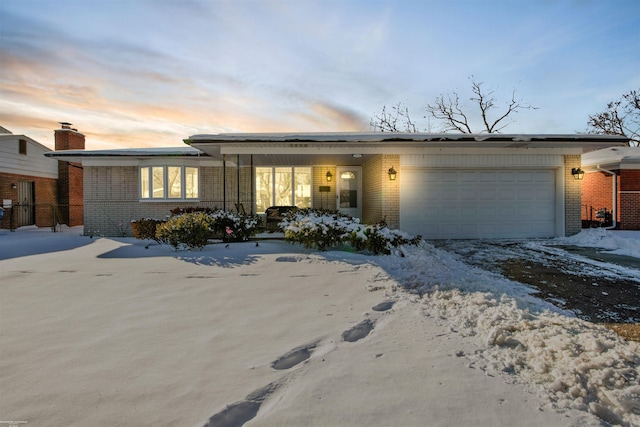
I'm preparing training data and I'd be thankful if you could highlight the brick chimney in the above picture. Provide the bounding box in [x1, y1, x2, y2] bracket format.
[54, 122, 84, 227]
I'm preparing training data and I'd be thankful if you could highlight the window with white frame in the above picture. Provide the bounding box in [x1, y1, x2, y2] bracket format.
[140, 166, 199, 200]
[256, 167, 311, 213]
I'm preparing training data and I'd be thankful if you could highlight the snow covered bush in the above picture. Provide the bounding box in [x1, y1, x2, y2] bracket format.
[347, 221, 422, 255]
[156, 211, 215, 249]
[208, 209, 260, 241]
[280, 208, 421, 254]
[155, 207, 260, 249]
[131, 218, 165, 241]
[280, 208, 350, 250]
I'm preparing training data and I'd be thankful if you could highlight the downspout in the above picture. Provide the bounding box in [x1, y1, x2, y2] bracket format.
[250, 155, 254, 214]
[596, 165, 617, 230]
[223, 155, 227, 211]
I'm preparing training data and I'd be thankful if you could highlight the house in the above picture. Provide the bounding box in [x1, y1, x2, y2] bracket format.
[0, 123, 85, 230]
[45, 132, 628, 239]
[580, 146, 640, 230]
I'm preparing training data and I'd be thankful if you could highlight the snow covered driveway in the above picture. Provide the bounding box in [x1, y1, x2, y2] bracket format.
[433, 237, 640, 323]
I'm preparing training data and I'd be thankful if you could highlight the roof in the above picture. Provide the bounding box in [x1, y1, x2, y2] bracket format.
[186, 132, 628, 152]
[0, 132, 54, 154]
[187, 132, 629, 144]
[43, 133, 630, 166]
[45, 146, 205, 159]
[581, 146, 640, 169]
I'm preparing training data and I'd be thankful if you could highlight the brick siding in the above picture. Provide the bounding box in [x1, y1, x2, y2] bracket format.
[619, 169, 640, 229]
[83, 165, 255, 236]
[362, 154, 399, 228]
[0, 172, 58, 228]
[581, 171, 615, 222]
[582, 168, 640, 230]
[55, 128, 85, 226]
[564, 155, 582, 236]
[312, 166, 336, 211]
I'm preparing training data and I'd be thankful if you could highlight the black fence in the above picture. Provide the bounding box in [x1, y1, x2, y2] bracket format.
[0, 204, 83, 232]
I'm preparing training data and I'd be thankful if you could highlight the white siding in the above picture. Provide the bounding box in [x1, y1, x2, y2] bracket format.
[0, 136, 58, 179]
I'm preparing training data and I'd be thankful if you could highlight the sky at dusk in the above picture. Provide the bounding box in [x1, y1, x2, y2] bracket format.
[1, 0, 639, 150]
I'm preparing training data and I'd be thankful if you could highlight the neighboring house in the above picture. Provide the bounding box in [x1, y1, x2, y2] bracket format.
[45, 132, 628, 239]
[580, 147, 640, 230]
[0, 123, 84, 229]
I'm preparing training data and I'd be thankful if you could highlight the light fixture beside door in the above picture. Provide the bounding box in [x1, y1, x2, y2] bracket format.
[571, 167, 584, 180]
[388, 166, 397, 181]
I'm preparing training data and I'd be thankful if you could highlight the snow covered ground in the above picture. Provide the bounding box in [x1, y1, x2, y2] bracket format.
[1, 226, 639, 426]
[557, 229, 640, 259]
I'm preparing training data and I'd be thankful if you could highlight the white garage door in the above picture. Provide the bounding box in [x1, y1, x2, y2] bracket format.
[400, 169, 556, 239]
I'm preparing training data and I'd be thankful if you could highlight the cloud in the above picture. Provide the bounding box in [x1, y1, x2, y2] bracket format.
[297, 101, 369, 131]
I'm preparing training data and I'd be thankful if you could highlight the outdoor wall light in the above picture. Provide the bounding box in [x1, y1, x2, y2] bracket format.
[326, 171, 333, 182]
[388, 166, 397, 181]
[11, 183, 17, 189]
[571, 167, 585, 180]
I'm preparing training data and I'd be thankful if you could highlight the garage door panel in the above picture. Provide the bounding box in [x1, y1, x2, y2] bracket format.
[460, 172, 477, 182]
[479, 172, 497, 182]
[498, 172, 515, 182]
[517, 172, 533, 181]
[498, 189, 517, 200]
[401, 169, 556, 239]
[460, 189, 478, 201]
[478, 189, 496, 200]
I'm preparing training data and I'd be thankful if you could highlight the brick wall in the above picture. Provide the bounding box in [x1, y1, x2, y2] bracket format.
[362, 154, 399, 228]
[362, 156, 381, 225]
[582, 168, 640, 230]
[581, 171, 614, 221]
[619, 169, 640, 230]
[312, 166, 336, 211]
[0, 172, 58, 229]
[381, 155, 399, 229]
[55, 127, 85, 226]
[83, 165, 255, 236]
[564, 155, 582, 236]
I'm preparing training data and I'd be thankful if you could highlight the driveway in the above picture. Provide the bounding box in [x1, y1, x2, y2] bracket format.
[432, 239, 640, 324]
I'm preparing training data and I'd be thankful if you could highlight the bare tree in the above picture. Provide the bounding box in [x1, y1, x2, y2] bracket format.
[371, 76, 535, 134]
[587, 89, 639, 147]
[425, 76, 536, 133]
[369, 102, 418, 132]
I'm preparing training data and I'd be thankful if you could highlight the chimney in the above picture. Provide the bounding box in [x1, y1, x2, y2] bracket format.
[54, 122, 84, 227]
[55, 122, 85, 151]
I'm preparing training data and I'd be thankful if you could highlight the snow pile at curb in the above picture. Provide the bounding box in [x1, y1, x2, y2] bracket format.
[424, 290, 640, 426]
[375, 244, 640, 426]
[557, 228, 640, 259]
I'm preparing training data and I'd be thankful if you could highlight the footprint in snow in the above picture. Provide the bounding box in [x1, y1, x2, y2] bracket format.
[372, 301, 394, 312]
[342, 319, 375, 342]
[271, 343, 317, 370]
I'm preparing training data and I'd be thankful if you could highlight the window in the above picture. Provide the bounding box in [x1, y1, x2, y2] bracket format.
[140, 166, 199, 200]
[19, 139, 27, 155]
[256, 167, 311, 213]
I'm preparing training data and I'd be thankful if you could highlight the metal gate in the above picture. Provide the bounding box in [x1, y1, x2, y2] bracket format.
[18, 180, 35, 226]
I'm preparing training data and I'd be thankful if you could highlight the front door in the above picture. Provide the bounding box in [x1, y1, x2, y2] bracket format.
[336, 166, 362, 219]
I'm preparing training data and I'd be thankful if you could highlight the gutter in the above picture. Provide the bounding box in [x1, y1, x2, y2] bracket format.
[596, 165, 617, 230]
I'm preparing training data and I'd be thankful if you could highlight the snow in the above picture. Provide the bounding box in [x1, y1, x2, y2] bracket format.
[1, 226, 639, 426]
[557, 228, 640, 259]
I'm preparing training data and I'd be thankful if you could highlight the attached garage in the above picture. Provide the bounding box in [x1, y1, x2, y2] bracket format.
[400, 153, 566, 239]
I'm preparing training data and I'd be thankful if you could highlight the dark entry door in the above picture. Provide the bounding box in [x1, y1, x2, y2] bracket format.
[18, 180, 35, 226]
